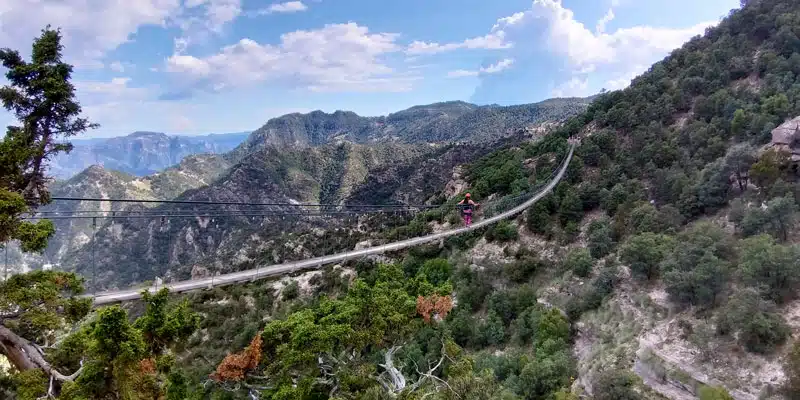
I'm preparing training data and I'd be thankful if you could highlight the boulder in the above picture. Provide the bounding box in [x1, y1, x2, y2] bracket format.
[770, 116, 800, 161]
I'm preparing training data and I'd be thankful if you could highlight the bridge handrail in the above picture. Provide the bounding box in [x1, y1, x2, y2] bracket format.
[89, 142, 576, 305]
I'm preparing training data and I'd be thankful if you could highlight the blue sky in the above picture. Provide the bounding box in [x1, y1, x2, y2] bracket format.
[0, 0, 740, 138]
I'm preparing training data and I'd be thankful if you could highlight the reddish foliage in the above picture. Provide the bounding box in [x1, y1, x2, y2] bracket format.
[139, 358, 156, 375]
[210, 333, 263, 382]
[416, 294, 454, 323]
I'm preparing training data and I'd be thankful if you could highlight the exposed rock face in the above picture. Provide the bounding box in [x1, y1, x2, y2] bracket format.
[770, 116, 800, 161]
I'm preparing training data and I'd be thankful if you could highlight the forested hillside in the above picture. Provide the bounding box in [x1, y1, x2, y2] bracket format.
[171, 0, 800, 399]
[9, 0, 800, 399]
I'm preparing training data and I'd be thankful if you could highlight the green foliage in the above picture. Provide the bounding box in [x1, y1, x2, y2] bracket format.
[740, 196, 798, 241]
[526, 196, 555, 236]
[486, 220, 519, 242]
[0, 270, 90, 342]
[749, 148, 790, 192]
[0, 27, 97, 250]
[558, 188, 583, 225]
[282, 280, 300, 301]
[586, 217, 614, 258]
[620, 233, 676, 281]
[563, 248, 593, 278]
[782, 340, 800, 399]
[661, 223, 733, 308]
[479, 311, 506, 346]
[698, 385, 735, 400]
[716, 288, 790, 354]
[134, 288, 202, 355]
[12, 369, 47, 400]
[566, 264, 619, 321]
[252, 265, 424, 396]
[738, 234, 800, 304]
[503, 256, 543, 283]
[417, 258, 452, 286]
[592, 369, 642, 400]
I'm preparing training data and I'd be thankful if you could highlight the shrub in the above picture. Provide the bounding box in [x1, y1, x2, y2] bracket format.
[587, 217, 614, 258]
[486, 220, 519, 242]
[593, 369, 643, 400]
[281, 281, 300, 301]
[563, 248, 593, 278]
[698, 385, 734, 400]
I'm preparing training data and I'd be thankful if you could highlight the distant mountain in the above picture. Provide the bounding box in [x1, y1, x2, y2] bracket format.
[8, 153, 233, 273]
[50, 131, 250, 179]
[230, 98, 591, 160]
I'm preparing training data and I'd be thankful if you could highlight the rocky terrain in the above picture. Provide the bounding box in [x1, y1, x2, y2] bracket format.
[25, 95, 589, 290]
[229, 98, 591, 160]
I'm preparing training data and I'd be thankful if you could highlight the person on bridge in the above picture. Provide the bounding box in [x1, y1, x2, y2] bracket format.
[457, 193, 480, 227]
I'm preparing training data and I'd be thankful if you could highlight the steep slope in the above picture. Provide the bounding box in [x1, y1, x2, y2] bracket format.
[230, 98, 590, 160]
[465, 0, 800, 398]
[7, 154, 232, 273]
[60, 142, 429, 289]
[50, 131, 248, 179]
[172, 1, 800, 398]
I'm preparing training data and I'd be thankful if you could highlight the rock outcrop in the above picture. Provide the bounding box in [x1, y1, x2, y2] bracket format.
[770, 116, 800, 161]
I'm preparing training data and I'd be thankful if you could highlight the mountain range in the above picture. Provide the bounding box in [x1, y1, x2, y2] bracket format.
[49, 131, 250, 179]
[13, 97, 592, 287]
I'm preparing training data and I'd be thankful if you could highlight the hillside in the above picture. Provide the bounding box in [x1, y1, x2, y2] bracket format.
[61, 134, 535, 289]
[49, 130, 249, 179]
[5, 154, 232, 273]
[158, 0, 800, 399]
[229, 98, 590, 160]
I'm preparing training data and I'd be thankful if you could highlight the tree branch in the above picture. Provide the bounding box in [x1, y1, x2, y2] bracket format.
[0, 325, 82, 382]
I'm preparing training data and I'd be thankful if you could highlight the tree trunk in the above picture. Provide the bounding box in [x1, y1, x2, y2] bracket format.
[0, 324, 81, 381]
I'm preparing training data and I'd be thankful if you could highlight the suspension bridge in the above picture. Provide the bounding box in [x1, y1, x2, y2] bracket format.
[6, 141, 576, 306]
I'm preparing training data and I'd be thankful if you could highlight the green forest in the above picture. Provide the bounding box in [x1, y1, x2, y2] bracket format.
[6, 0, 800, 399]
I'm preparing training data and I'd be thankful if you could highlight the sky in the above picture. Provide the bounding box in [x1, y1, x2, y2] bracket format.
[0, 0, 741, 138]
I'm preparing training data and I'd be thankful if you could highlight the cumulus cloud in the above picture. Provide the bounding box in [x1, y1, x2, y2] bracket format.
[512, 0, 713, 74]
[257, 1, 309, 14]
[0, 0, 182, 67]
[448, 58, 514, 78]
[163, 22, 416, 97]
[467, 0, 717, 102]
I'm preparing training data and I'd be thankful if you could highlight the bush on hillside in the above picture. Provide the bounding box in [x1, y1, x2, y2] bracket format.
[592, 369, 643, 400]
[587, 217, 615, 258]
[486, 220, 519, 242]
[715, 288, 790, 354]
[563, 248, 593, 278]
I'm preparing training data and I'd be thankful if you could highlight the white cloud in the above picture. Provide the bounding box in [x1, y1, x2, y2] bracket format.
[551, 77, 589, 97]
[448, 58, 514, 78]
[172, 0, 242, 53]
[163, 23, 415, 96]
[0, 0, 181, 67]
[503, 0, 714, 71]
[596, 8, 615, 34]
[406, 31, 511, 55]
[258, 1, 309, 14]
